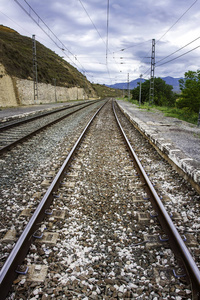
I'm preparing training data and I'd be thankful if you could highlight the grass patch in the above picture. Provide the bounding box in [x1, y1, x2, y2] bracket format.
[128, 99, 198, 125]
[155, 106, 198, 125]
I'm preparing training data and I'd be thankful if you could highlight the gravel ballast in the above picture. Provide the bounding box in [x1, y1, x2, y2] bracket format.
[0, 101, 104, 265]
[4, 101, 199, 299]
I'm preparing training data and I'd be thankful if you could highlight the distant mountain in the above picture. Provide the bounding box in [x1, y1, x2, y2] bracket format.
[106, 78, 145, 90]
[161, 76, 182, 92]
[107, 76, 182, 92]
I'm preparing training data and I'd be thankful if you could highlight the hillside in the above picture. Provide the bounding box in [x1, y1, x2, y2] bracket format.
[0, 25, 95, 94]
[0, 25, 120, 99]
[91, 83, 122, 98]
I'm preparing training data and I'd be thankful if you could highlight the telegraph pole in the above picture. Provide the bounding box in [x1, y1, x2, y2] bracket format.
[139, 74, 142, 106]
[197, 108, 200, 127]
[127, 73, 130, 100]
[149, 38, 155, 105]
[32, 35, 38, 104]
[53, 78, 57, 102]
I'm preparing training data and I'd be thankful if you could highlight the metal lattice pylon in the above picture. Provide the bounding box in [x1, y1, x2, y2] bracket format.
[149, 39, 155, 105]
[32, 35, 38, 103]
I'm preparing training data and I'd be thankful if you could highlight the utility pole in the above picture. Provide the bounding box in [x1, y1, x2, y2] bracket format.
[139, 74, 142, 106]
[127, 73, 130, 100]
[53, 78, 57, 102]
[32, 35, 38, 104]
[149, 38, 155, 105]
[197, 108, 200, 127]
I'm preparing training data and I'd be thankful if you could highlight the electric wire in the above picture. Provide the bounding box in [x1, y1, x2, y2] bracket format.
[156, 36, 200, 64]
[141, 0, 199, 82]
[17, 0, 73, 57]
[0, 9, 31, 36]
[13, 0, 90, 78]
[0, 9, 59, 49]
[156, 0, 198, 44]
[156, 45, 200, 67]
[78, 0, 105, 46]
[106, 0, 113, 83]
[114, 39, 152, 53]
[106, 0, 110, 65]
[77, 0, 119, 66]
[78, 0, 117, 82]
[9, 0, 199, 85]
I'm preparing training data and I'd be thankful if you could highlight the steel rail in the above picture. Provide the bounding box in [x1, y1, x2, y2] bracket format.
[0, 100, 107, 299]
[0, 100, 98, 131]
[0, 100, 102, 155]
[0, 104, 69, 131]
[113, 101, 200, 299]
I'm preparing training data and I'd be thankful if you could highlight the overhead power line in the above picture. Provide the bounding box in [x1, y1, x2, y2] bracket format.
[14, 0, 89, 77]
[141, 1, 199, 81]
[0, 9, 31, 35]
[114, 39, 152, 53]
[157, 0, 198, 43]
[78, 0, 115, 81]
[106, 0, 110, 65]
[156, 35, 200, 65]
[78, 0, 106, 46]
[156, 45, 200, 67]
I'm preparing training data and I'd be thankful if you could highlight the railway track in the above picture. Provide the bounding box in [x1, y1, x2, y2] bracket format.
[0, 100, 199, 299]
[0, 100, 100, 154]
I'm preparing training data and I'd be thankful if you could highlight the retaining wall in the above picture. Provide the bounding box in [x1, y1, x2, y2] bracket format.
[16, 78, 87, 105]
[0, 64, 18, 107]
[0, 63, 92, 107]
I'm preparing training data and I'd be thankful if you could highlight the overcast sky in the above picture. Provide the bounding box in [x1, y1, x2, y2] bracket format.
[0, 0, 200, 85]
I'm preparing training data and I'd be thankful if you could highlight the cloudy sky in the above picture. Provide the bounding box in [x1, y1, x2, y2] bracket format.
[0, 0, 200, 85]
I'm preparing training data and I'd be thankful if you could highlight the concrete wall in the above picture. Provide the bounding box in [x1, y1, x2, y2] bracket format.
[16, 78, 87, 105]
[0, 63, 93, 107]
[0, 64, 18, 107]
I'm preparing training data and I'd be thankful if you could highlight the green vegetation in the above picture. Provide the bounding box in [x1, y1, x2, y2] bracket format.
[130, 71, 200, 125]
[131, 77, 176, 107]
[0, 25, 86, 88]
[177, 70, 200, 114]
[0, 25, 119, 99]
[131, 103, 198, 125]
[91, 83, 122, 98]
[157, 106, 198, 124]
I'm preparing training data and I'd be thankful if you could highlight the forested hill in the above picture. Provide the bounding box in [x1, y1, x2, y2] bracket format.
[0, 25, 95, 93]
[0, 25, 134, 99]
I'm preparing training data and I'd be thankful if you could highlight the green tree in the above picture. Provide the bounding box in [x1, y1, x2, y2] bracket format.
[131, 80, 149, 104]
[131, 77, 175, 106]
[177, 70, 200, 113]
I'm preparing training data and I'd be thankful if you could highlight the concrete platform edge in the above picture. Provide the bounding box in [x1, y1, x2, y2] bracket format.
[117, 103, 200, 194]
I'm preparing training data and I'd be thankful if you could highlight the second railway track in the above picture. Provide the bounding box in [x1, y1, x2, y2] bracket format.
[0, 100, 101, 154]
[0, 100, 200, 299]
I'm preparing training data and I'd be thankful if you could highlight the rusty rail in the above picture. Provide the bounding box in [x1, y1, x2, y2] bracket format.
[0, 100, 98, 131]
[113, 100, 200, 299]
[0, 100, 102, 154]
[0, 100, 107, 299]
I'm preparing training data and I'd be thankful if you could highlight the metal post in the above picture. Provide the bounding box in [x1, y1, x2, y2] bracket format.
[53, 78, 57, 102]
[149, 38, 155, 105]
[139, 74, 142, 106]
[197, 108, 200, 127]
[127, 73, 130, 100]
[32, 35, 38, 104]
